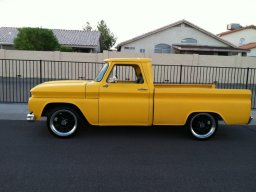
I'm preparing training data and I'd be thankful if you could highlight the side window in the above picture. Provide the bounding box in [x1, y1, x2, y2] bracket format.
[154, 44, 171, 53]
[140, 49, 145, 53]
[181, 38, 197, 44]
[107, 65, 144, 84]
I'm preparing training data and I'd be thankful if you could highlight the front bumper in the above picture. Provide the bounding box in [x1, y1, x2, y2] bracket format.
[27, 113, 35, 121]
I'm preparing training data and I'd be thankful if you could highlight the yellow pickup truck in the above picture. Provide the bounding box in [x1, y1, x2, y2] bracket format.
[27, 58, 252, 140]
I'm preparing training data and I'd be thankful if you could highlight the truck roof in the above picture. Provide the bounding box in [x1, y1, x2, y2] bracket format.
[104, 58, 152, 63]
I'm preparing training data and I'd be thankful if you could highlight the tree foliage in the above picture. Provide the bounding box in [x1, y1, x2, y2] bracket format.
[83, 20, 117, 50]
[97, 20, 117, 50]
[83, 22, 93, 31]
[14, 27, 60, 51]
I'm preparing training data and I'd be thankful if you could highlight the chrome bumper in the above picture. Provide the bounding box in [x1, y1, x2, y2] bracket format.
[248, 116, 253, 125]
[27, 113, 35, 121]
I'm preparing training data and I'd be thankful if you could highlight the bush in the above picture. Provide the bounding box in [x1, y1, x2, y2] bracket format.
[14, 27, 60, 51]
[59, 46, 73, 52]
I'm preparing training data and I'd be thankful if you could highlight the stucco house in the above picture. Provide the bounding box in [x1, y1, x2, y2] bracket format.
[0, 27, 102, 53]
[218, 25, 256, 57]
[117, 20, 247, 56]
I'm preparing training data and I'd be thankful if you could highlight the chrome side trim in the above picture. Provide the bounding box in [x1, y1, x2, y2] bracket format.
[27, 113, 35, 121]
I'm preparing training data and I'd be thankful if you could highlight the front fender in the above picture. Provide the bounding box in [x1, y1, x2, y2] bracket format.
[28, 97, 99, 125]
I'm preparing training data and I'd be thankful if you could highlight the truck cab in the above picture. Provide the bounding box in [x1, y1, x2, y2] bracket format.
[94, 58, 154, 126]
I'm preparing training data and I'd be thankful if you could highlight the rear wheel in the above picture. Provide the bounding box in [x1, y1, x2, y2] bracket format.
[47, 106, 81, 138]
[188, 113, 218, 140]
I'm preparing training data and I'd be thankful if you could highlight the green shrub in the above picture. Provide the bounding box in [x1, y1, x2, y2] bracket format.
[14, 27, 60, 51]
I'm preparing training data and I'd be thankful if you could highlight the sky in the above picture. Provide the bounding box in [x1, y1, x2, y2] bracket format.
[0, 0, 255, 46]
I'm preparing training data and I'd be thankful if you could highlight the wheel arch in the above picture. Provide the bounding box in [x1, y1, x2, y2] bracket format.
[41, 102, 89, 124]
[186, 111, 224, 125]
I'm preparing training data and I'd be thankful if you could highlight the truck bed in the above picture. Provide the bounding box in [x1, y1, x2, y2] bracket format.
[153, 85, 251, 126]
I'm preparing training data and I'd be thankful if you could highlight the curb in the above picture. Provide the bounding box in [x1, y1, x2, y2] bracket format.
[0, 103, 28, 120]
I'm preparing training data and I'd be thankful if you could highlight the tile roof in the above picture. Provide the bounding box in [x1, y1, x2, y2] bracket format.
[0, 27, 17, 44]
[0, 27, 101, 47]
[52, 29, 100, 47]
[218, 25, 256, 37]
[239, 42, 256, 49]
[117, 20, 237, 50]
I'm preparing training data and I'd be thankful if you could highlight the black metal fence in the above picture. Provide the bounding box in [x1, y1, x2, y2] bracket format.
[0, 59, 256, 108]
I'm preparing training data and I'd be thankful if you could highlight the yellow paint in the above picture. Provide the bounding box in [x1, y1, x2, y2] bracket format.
[153, 87, 251, 125]
[28, 58, 252, 126]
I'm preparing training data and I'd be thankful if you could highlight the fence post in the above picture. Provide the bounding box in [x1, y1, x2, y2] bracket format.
[39, 60, 42, 83]
[0, 49, 6, 59]
[245, 67, 250, 89]
[180, 65, 183, 84]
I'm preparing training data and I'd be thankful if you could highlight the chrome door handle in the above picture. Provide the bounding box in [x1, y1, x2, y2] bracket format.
[102, 84, 109, 88]
[137, 88, 148, 91]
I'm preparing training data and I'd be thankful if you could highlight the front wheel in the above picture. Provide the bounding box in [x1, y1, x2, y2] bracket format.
[188, 113, 218, 140]
[47, 106, 81, 138]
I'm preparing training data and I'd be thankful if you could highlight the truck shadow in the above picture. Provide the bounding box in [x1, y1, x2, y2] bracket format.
[29, 121, 251, 141]
[77, 125, 252, 141]
[78, 125, 189, 140]
[29, 121, 189, 140]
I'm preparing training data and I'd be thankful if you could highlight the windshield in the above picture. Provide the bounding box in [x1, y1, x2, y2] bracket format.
[95, 63, 109, 82]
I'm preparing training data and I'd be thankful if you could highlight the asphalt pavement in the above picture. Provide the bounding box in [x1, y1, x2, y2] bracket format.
[0, 120, 256, 192]
[0, 104, 256, 191]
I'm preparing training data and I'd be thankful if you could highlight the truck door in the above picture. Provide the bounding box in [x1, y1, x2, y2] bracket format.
[99, 64, 150, 125]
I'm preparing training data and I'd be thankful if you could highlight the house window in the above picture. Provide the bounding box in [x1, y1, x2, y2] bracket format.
[124, 47, 135, 50]
[239, 38, 245, 45]
[154, 44, 171, 53]
[140, 49, 145, 53]
[181, 38, 197, 44]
